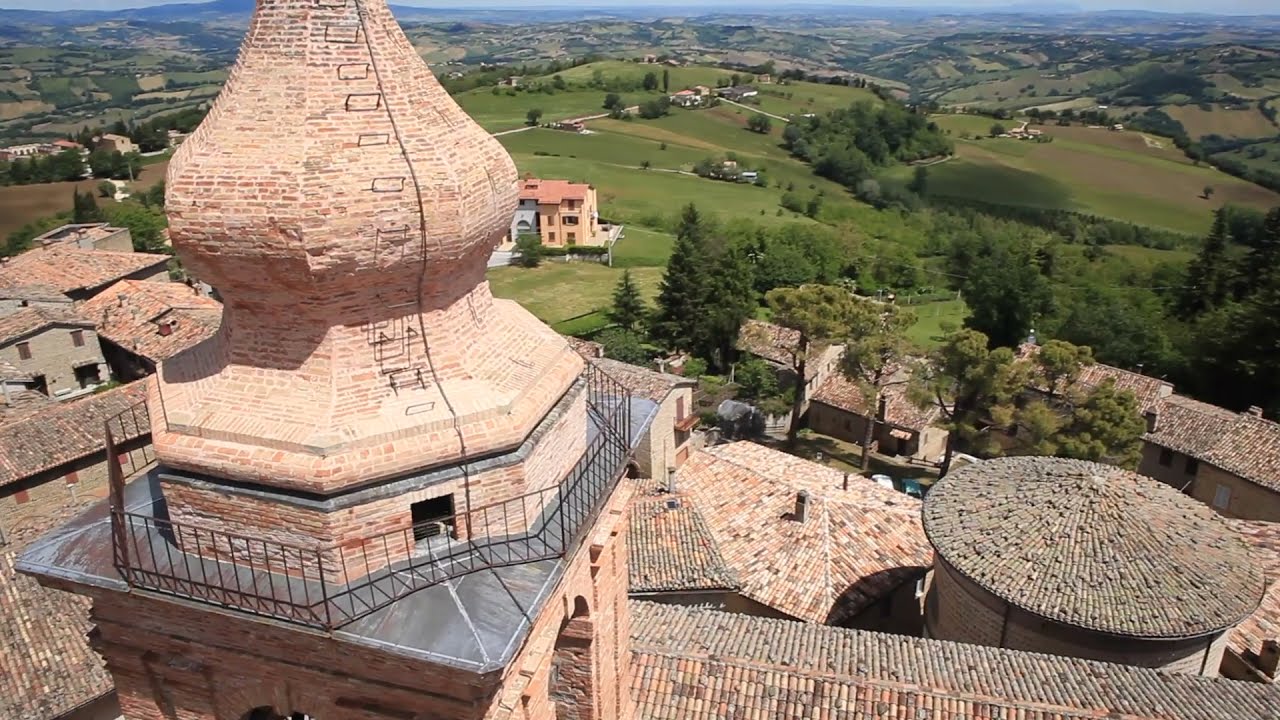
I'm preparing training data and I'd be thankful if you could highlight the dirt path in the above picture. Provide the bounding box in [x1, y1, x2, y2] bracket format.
[718, 98, 791, 123]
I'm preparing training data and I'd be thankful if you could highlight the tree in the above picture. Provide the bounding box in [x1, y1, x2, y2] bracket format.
[695, 244, 757, 370]
[513, 234, 544, 267]
[746, 114, 772, 134]
[961, 241, 1052, 349]
[1179, 208, 1233, 316]
[911, 329, 1025, 476]
[607, 270, 648, 332]
[596, 328, 650, 365]
[840, 297, 917, 470]
[907, 165, 929, 196]
[603, 93, 622, 110]
[525, 108, 543, 126]
[552, 74, 567, 91]
[643, 72, 659, 91]
[762, 284, 860, 449]
[651, 204, 710, 351]
[637, 97, 671, 119]
[1203, 185, 1215, 200]
[662, 68, 670, 93]
[990, 123, 1007, 137]
[102, 201, 169, 253]
[72, 188, 103, 223]
[805, 194, 823, 219]
[97, 180, 117, 198]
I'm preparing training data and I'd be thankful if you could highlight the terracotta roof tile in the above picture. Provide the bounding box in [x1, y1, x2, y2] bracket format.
[1018, 343, 1172, 414]
[0, 552, 113, 720]
[1145, 394, 1238, 457]
[738, 319, 801, 367]
[0, 388, 56, 425]
[519, 178, 590, 204]
[1229, 520, 1280, 664]
[925, 456, 1266, 639]
[813, 367, 940, 432]
[0, 306, 94, 346]
[0, 246, 169, 296]
[564, 335, 604, 359]
[0, 381, 149, 487]
[629, 493, 738, 593]
[77, 281, 222, 363]
[629, 601, 1280, 720]
[1203, 413, 1280, 493]
[658, 442, 931, 623]
[594, 357, 693, 404]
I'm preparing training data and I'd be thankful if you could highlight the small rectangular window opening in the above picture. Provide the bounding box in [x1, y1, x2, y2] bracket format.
[411, 495, 455, 541]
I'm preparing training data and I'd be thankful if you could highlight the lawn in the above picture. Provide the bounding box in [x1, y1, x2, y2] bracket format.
[487, 262, 664, 328]
[903, 299, 968, 348]
[915, 117, 1280, 235]
[611, 226, 675, 268]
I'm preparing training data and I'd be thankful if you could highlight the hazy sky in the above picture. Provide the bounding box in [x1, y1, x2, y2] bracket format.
[0, 0, 1276, 13]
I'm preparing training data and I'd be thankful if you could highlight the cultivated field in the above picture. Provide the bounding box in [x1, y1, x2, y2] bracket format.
[0, 179, 100, 237]
[1163, 103, 1278, 139]
[921, 115, 1280, 234]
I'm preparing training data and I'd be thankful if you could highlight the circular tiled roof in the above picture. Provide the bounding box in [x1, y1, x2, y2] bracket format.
[923, 457, 1266, 639]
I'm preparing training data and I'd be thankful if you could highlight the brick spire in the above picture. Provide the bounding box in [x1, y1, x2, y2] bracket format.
[153, 0, 581, 491]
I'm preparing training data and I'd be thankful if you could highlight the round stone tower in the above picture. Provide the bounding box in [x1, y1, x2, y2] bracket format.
[153, 0, 582, 493]
[922, 457, 1266, 675]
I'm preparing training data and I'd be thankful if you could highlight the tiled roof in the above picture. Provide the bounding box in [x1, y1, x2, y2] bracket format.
[1018, 342, 1172, 414]
[594, 357, 693, 404]
[629, 491, 738, 593]
[0, 389, 55, 425]
[0, 381, 149, 487]
[0, 358, 29, 381]
[812, 367, 940, 432]
[77, 280, 222, 363]
[738, 319, 800, 367]
[1202, 412, 1280, 493]
[1230, 520, 1280, 665]
[519, 178, 590, 204]
[0, 306, 93, 346]
[1, 552, 113, 720]
[629, 601, 1280, 720]
[924, 456, 1266, 639]
[0, 246, 169, 296]
[1145, 394, 1238, 457]
[661, 442, 931, 623]
[564, 335, 604, 359]
[0, 284, 70, 303]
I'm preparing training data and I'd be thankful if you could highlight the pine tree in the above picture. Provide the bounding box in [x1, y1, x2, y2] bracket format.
[1180, 208, 1233, 316]
[695, 245, 756, 370]
[606, 269, 648, 332]
[662, 69, 670, 93]
[651, 204, 710, 351]
[72, 188, 102, 224]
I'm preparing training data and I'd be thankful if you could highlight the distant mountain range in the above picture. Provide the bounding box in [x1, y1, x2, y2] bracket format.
[1, 0, 1276, 27]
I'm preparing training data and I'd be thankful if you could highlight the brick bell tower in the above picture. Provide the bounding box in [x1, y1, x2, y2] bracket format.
[17, 1, 640, 719]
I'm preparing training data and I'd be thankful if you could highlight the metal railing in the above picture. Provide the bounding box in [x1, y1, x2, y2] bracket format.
[107, 363, 633, 630]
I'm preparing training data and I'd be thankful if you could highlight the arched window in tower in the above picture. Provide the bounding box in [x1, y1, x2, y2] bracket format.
[549, 596, 594, 720]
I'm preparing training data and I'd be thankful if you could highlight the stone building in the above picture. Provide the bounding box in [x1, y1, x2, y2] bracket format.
[0, 306, 107, 397]
[0, 245, 170, 309]
[592, 357, 698, 475]
[33, 223, 134, 253]
[77, 279, 222, 381]
[737, 318, 843, 423]
[808, 367, 948, 463]
[923, 456, 1266, 675]
[20, 1, 643, 718]
[509, 177, 602, 247]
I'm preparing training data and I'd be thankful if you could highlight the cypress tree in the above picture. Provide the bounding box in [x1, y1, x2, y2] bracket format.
[1180, 208, 1233, 316]
[651, 204, 709, 351]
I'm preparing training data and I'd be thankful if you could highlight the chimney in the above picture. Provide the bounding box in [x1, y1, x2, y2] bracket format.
[842, 472, 850, 491]
[666, 466, 677, 495]
[1248, 406, 1265, 418]
[794, 490, 810, 522]
[1260, 640, 1280, 679]
[158, 320, 175, 337]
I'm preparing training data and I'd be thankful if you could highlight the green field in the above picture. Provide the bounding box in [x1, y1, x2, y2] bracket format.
[915, 115, 1280, 234]
[487, 263, 665, 331]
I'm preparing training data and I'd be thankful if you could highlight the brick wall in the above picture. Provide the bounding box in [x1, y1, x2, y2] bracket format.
[159, 386, 589, 583]
[1191, 465, 1280, 523]
[0, 441, 152, 549]
[927, 558, 1228, 675]
[0, 325, 108, 396]
[77, 479, 636, 720]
